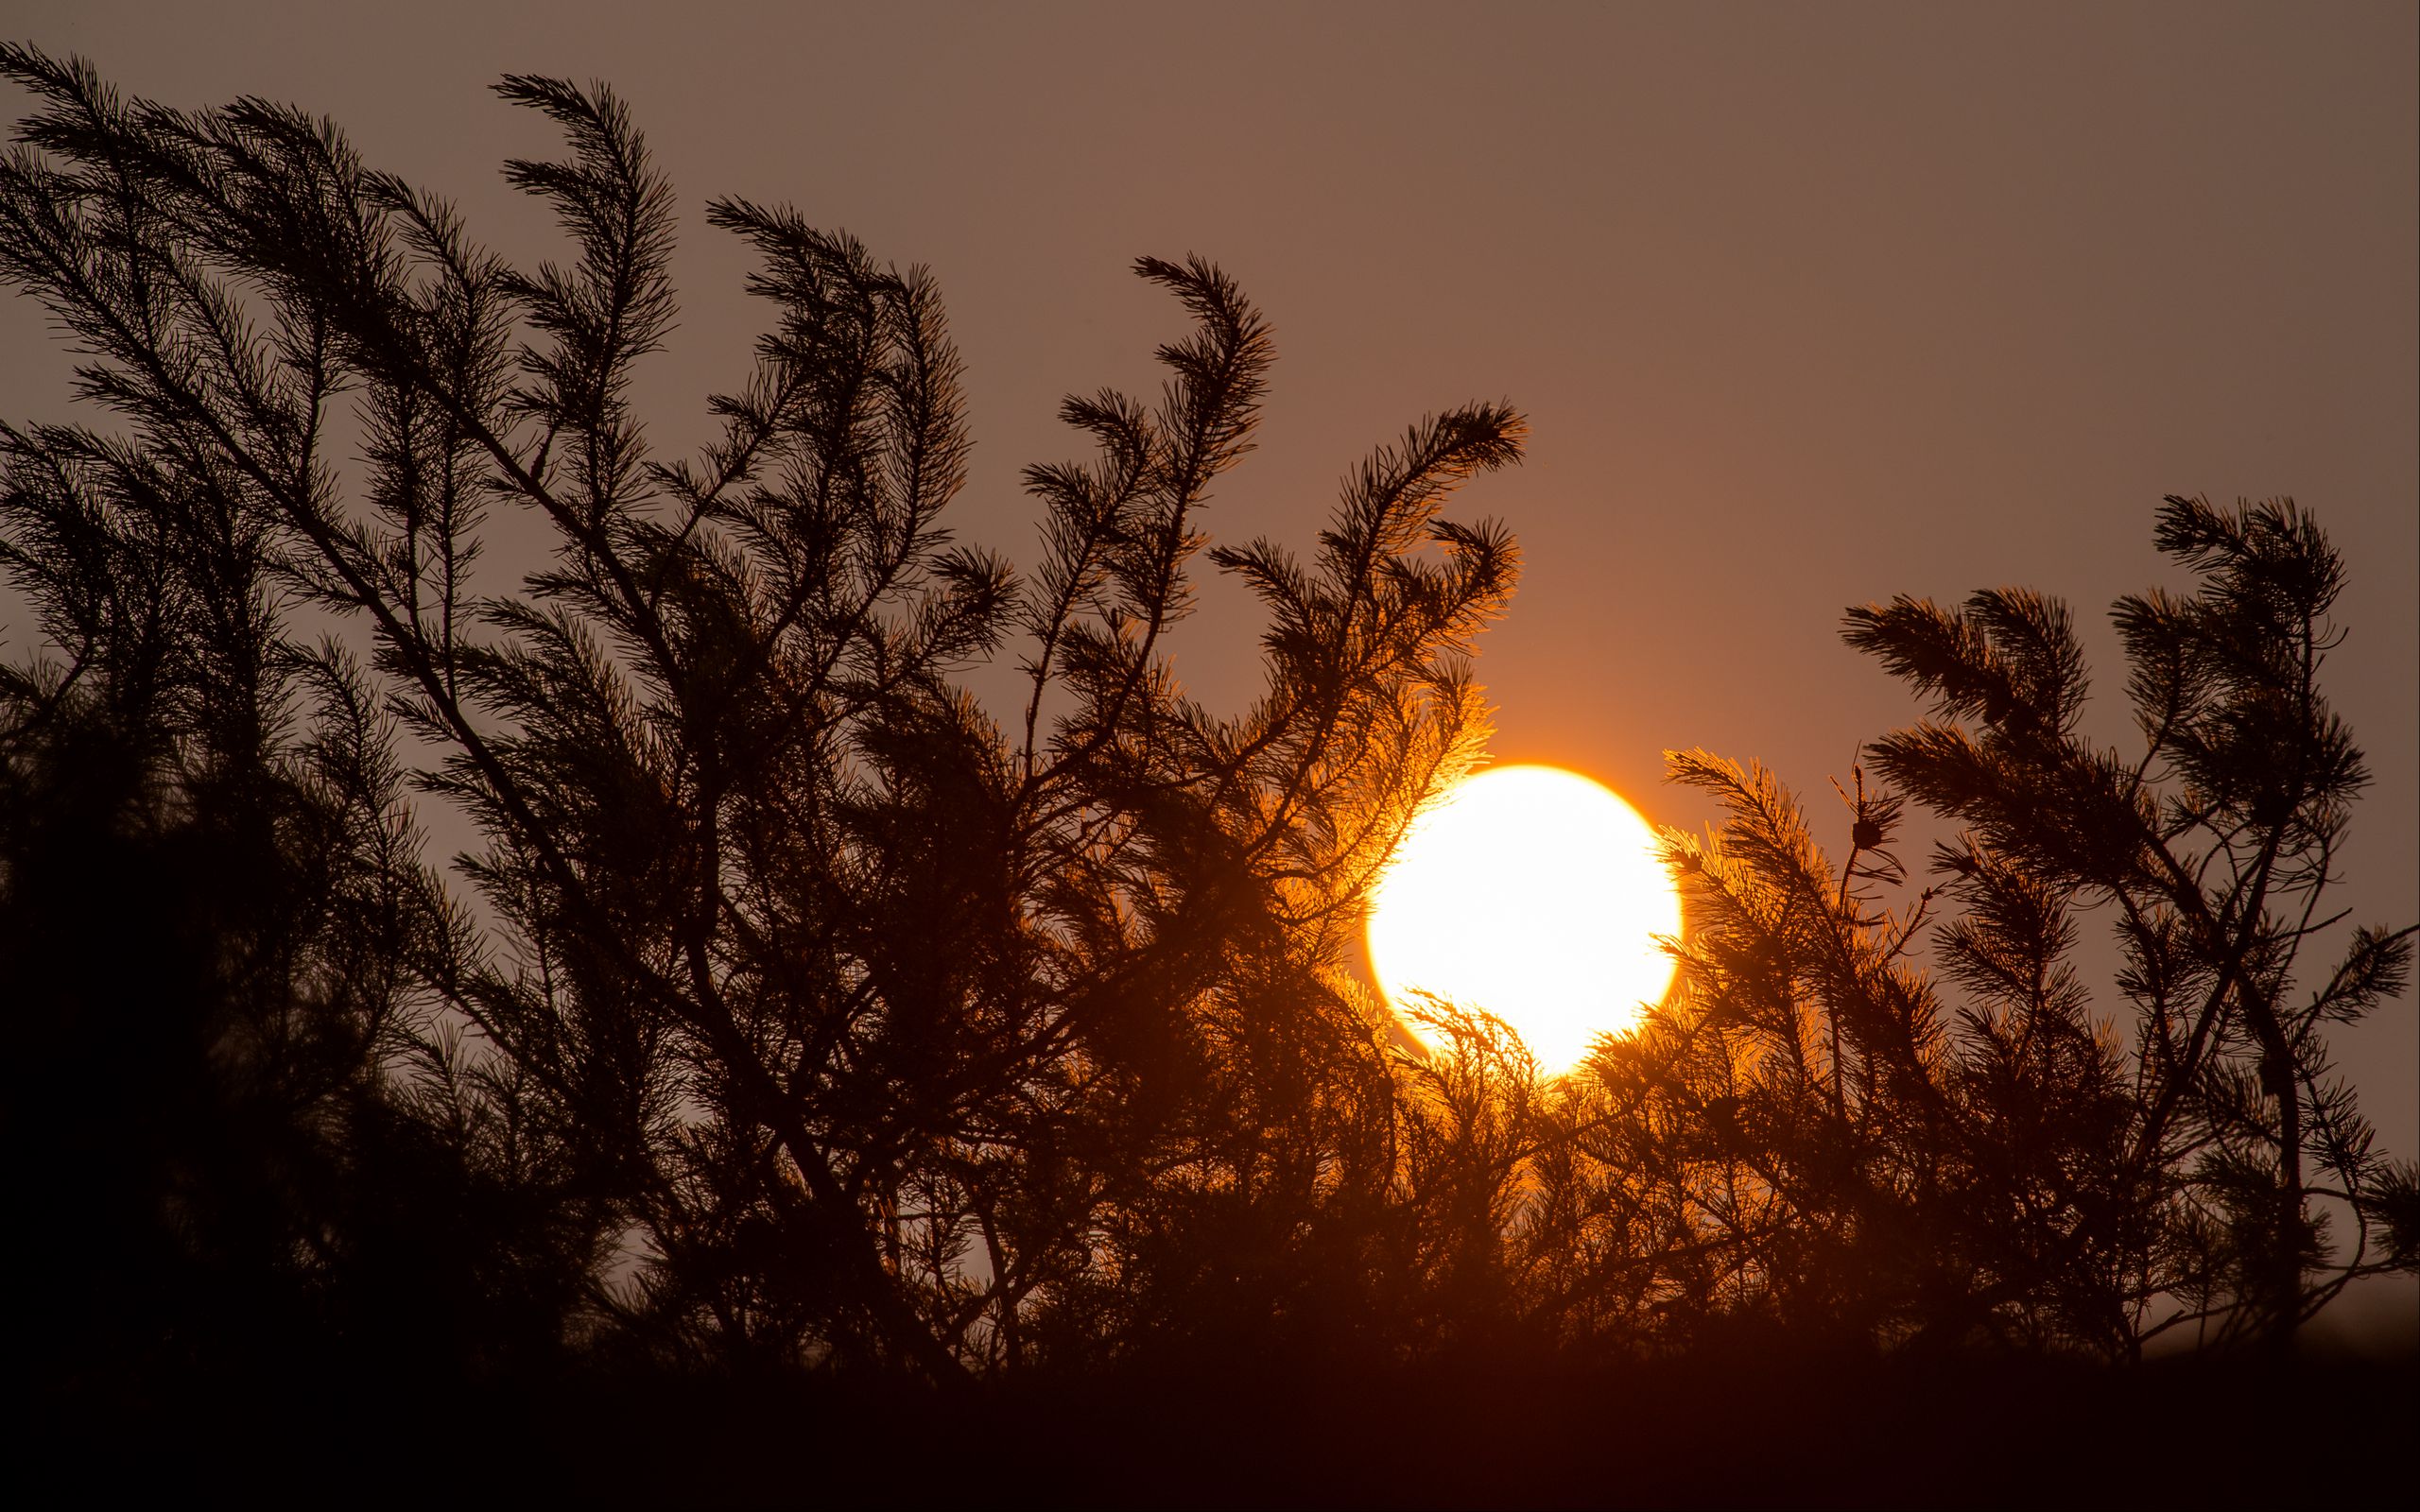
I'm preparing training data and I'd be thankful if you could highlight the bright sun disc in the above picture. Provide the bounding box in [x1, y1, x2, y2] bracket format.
[1367, 765, 1681, 1075]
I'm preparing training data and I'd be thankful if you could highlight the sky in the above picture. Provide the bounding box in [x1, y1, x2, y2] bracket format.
[4, 2, 2414, 1332]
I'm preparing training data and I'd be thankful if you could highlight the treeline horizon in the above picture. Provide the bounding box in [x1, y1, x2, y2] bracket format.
[3, 48, 2413, 1498]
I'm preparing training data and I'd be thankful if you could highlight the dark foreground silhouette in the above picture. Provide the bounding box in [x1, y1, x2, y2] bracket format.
[4, 48, 2415, 1506]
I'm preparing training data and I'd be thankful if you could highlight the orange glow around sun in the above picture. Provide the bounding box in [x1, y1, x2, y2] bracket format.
[1366, 765, 1682, 1076]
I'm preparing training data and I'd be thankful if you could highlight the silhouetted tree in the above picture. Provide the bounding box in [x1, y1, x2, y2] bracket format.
[1572, 751, 2140, 1353]
[1847, 496, 2417, 1349]
[7, 49, 2410, 1451]
[0, 47, 1521, 1384]
[0, 317, 594, 1392]
[1560, 497, 2414, 1357]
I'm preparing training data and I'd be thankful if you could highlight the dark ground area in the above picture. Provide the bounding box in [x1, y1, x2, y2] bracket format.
[32, 1345, 2415, 1508]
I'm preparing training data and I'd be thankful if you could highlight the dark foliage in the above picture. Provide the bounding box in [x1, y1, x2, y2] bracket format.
[0, 47, 1520, 1389]
[2, 49, 2410, 1498]
[1538, 497, 2414, 1361]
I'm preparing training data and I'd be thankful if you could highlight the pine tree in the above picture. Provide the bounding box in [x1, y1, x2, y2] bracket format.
[0, 203, 587, 1393]
[0, 47, 1521, 1381]
[1848, 496, 2417, 1349]
[1561, 498, 2414, 1356]
[9, 45, 2408, 1410]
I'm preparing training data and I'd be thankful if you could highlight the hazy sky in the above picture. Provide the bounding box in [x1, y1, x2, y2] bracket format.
[5, 2, 2413, 1327]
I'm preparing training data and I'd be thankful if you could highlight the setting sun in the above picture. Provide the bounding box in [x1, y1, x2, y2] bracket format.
[1367, 765, 1681, 1075]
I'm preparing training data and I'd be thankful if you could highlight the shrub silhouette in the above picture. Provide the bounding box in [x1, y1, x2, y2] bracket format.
[0, 47, 1519, 1383]
[1555, 497, 2416, 1357]
[2, 48, 2411, 1451]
